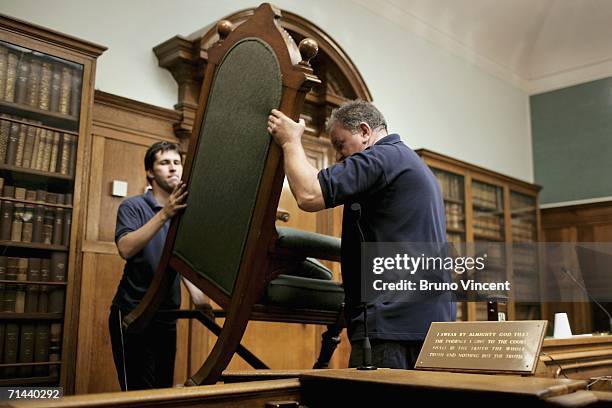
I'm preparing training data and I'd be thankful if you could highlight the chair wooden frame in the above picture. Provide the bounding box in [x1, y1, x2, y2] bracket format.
[123, 3, 344, 386]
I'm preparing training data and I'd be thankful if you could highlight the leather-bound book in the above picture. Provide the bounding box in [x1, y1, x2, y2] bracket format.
[30, 127, 42, 169]
[4, 52, 18, 102]
[14, 187, 26, 200]
[0, 118, 10, 163]
[22, 124, 37, 168]
[42, 208, 54, 245]
[70, 69, 82, 116]
[25, 258, 40, 313]
[0, 200, 14, 241]
[14, 123, 27, 167]
[41, 129, 53, 172]
[32, 204, 44, 243]
[33, 323, 50, 376]
[5, 121, 20, 166]
[37, 259, 50, 313]
[4, 257, 18, 312]
[15, 257, 28, 313]
[48, 131, 60, 173]
[59, 134, 71, 175]
[62, 209, 71, 246]
[52, 208, 63, 245]
[3, 185, 14, 198]
[11, 203, 24, 242]
[14, 55, 30, 105]
[68, 134, 77, 177]
[2, 323, 19, 378]
[0, 256, 6, 311]
[0, 47, 7, 98]
[48, 252, 66, 314]
[17, 323, 35, 377]
[37, 61, 53, 111]
[26, 57, 41, 107]
[58, 67, 72, 115]
[25, 189, 36, 201]
[21, 204, 34, 243]
[49, 64, 61, 113]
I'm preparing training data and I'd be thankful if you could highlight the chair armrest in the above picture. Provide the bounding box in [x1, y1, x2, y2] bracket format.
[275, 226, 341, 262]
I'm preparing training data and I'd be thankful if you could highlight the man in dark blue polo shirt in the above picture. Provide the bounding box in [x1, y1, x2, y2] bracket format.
[109, 141, 204, 390]
[268, 101, 455, 368]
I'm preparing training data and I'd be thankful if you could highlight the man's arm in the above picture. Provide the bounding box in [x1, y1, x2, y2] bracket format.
[116, 182, 187, 259]
[268, 109, 325, 212]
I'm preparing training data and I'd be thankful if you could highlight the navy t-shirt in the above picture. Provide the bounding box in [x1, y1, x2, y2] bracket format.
[112, 190, 181, 322]
[318, 134, 455, 341]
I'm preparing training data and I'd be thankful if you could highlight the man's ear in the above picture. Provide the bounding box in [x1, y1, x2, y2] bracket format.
[359, 122, 372, 143]
[146, 168, 154, 181]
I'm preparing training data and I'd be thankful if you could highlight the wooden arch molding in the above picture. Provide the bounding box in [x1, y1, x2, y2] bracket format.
[154, 6, 372, 142]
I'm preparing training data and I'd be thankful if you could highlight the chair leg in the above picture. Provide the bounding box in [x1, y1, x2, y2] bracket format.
[122, 265, 176, 333]
[313, 323, 343, 369]
[186, 303, 255, 385]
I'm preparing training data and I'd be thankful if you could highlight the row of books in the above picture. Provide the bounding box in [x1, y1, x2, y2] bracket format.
[433, 170, 463, 202]
[445, 202, 464, 230]
[510, 193, 535, 212]
[472, 183, 502, 210]
[473, 214, 503, 239]
[0, 322, 61, 379]
[0, 254, 66, 314]
[0, 117, 77, 177]
[512, 218, 536, 242]
[0, 44, 82, 118]
[0, 180, 72, 206]
[0, 199, 71, 246]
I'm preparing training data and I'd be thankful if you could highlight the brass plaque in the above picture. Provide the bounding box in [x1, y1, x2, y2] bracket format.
[415, 321, 547, 374]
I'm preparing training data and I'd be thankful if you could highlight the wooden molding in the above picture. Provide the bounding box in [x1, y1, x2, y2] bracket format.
[0, 13, 106, 58]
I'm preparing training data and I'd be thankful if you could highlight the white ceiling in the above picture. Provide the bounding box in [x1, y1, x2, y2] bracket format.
[352, 0, 612, 94]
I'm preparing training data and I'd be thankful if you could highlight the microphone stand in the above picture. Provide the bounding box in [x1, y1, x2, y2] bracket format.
[561, 267, 612, 334]
[351, 203, 377, 370]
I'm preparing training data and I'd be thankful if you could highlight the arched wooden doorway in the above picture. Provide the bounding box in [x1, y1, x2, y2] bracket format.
[154, 6, 372, 373]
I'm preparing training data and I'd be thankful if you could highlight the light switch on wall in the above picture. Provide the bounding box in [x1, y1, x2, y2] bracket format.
[112, 180, 128, 197]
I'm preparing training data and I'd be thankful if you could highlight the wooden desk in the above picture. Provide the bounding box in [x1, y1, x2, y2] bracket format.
[300, 369, 586, 406]
[537, 335, 612, 379]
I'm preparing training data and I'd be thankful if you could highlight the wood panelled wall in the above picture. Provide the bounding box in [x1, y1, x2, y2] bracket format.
[541, 201, 612, 335]
[74, 91, 347, 394]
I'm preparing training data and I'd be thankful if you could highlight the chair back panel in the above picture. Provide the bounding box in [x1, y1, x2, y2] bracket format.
[174, 38, 282, 295]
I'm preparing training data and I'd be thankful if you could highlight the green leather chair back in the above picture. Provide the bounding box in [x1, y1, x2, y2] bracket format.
[173, 38, 282, 295]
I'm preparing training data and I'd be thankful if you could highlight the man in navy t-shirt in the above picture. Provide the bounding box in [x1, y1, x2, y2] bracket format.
[268, 101, 455, 368]
[109, 141, 205, 390]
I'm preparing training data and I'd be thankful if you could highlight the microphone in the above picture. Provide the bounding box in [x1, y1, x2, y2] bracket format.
[351, 202, 376, 370]
[561, 267, 612, 333]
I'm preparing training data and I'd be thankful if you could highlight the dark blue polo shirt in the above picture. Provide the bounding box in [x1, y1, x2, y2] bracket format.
[318, 134, 455, 341]
[113, 190, 180, 322]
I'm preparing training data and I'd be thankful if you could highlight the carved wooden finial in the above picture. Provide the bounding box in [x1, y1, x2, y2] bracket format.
[298, 38, 318, 66]
[217, 20, 233, 41]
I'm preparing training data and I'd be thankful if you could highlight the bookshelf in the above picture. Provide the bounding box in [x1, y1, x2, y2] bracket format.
[416, 149, 543, 323]
[0, 15, 104, 392]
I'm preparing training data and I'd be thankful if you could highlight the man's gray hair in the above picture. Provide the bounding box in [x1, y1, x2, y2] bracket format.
[326, 100, 387, 134]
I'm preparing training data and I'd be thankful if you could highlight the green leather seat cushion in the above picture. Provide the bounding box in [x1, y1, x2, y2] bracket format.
[263, 274, 344, 311]
[276, 226, 341, 260]
[287, 257, 333, 280]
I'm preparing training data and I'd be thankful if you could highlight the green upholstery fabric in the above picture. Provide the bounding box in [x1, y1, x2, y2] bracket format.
[263, 274, 344, 311]
[173, 39, 282, 295]
[287, 257, 333, 280]
[276, 227, 341, 260]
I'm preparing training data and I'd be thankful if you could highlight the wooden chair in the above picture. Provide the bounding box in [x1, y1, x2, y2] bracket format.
[122, 3, 345, 386]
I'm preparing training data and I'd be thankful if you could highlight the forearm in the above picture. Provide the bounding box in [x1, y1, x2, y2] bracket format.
[117, 210, 168, 259]
[182, 277, 207, 306]
[282, 141, 325, 212]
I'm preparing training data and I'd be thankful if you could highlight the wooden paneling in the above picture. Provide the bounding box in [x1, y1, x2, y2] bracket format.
[542, 201, 612, 335]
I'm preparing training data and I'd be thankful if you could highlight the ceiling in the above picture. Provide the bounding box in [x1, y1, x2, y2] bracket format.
[352, 0, 612, 94]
